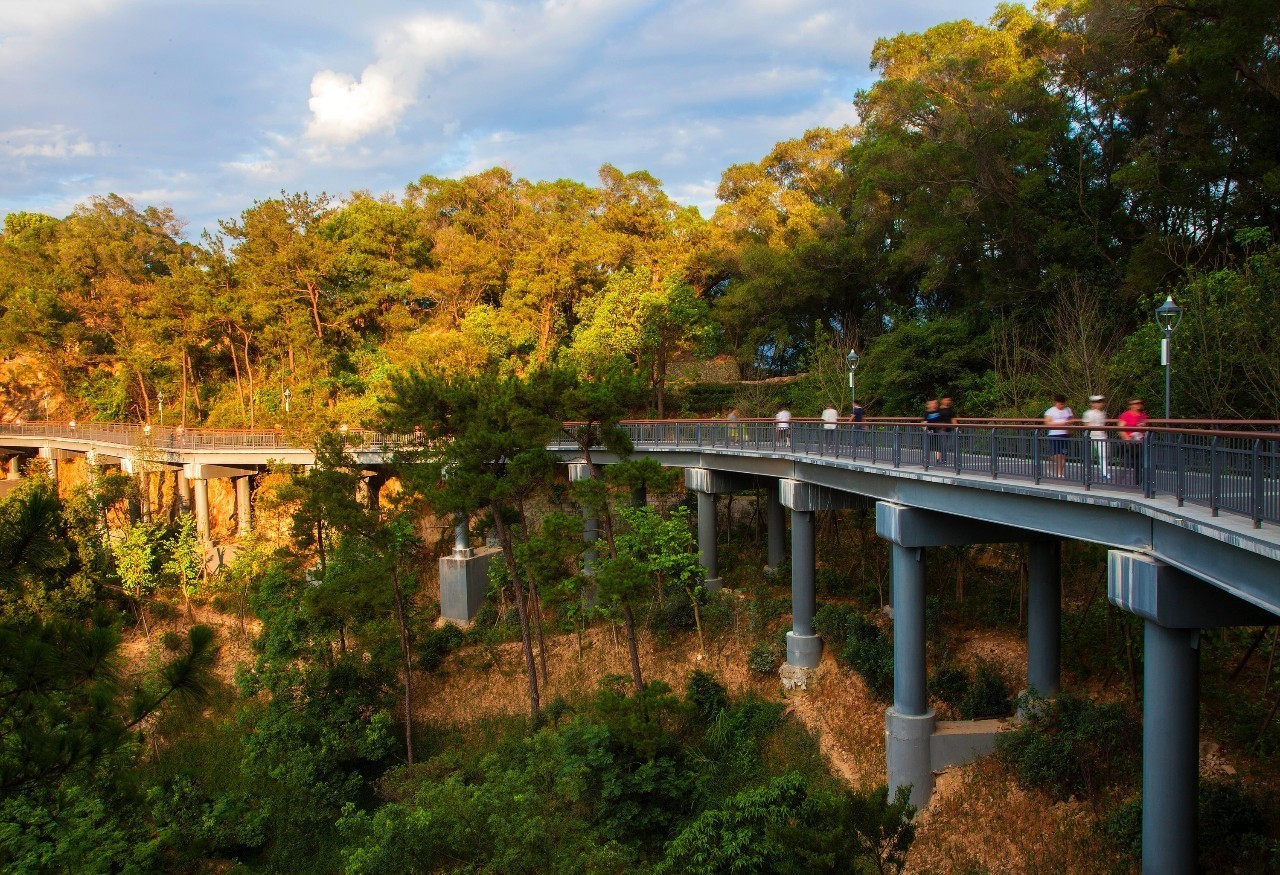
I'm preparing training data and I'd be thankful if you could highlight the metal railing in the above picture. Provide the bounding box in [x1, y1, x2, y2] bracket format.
[3, 419, 1276, 529]
[583, 419, 1280, 530]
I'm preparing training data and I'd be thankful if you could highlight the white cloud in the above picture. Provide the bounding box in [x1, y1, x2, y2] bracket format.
[306, 68, 413, 143]
[1, 126, 101, 159]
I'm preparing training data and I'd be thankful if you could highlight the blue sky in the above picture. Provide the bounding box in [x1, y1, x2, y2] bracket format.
[1, 0, 1003, 239]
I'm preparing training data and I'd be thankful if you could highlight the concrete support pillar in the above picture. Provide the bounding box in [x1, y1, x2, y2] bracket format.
[1143, 622, 1199, 875]
[234, 476, 252, 537]
[192, 478, 210, 542]
[1107, 550, 1274, 873]
[36, 447, 57, 482]
[6, 455, 20, 479]
[1027, 541, 1062, 698]
[139, 471, 152, 522]
[886, 541, 934, 809]
[440, 514, 495, 623]
[568, 463, 598, 577]
[696, 489, 722, 592]
[766, 485, 786, 572]
[176, 470, 192, 514]
[785, 508, 821, 667]
[454, 514, 472, 557]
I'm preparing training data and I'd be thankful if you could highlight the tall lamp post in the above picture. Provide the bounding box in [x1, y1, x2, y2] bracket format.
[158, 390, 165, 428]
[1155, 295, 1183, 421]
[283, 388, 292, 416]
[846, 349, 860, 417]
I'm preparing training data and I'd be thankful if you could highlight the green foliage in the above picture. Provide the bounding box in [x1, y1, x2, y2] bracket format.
[417, 623, 464, 672]
[996, 693, 1140, 807]
[1103, 780, 1280, 873]
[930, 660, 1013, 720]
[748, 641, 781, 676]
[814, 604, 894, 701]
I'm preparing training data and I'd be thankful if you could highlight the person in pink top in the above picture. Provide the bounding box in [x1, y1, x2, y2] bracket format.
[1116, 398, 1149, 486]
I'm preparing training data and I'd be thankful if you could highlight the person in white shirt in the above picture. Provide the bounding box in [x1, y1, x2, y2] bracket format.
[1043, 394, 1075, 478]
[1082, 395, 1110, 479]
[775, 404, 792, 447]
[821, 403, 839, 451]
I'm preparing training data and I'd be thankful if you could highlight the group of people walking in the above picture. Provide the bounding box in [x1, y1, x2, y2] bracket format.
[1044, 394, 1150, 482]
[733, 394, 1152, 484]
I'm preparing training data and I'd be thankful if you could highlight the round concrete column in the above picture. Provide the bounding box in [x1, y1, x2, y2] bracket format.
[696, 490, 722, 592]
[766, 485, 786, 572]
[1027, 541, 1061, 698]
[785, 508, 822, 668]
[886, 542, 934, 808]
[1142, 622, 1199, 875]
[192, 478, 211, 542]
[234, 476, 252, 537]
[454, 514, 472, 557]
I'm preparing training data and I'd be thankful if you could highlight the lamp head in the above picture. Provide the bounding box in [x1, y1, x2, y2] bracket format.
[1155, 295, 1183, 333]
[846, 349, 860, 371]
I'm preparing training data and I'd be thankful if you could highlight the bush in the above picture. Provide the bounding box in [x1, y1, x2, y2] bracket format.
[996, 693, 1139, 805]
[747, 642, 779, 676]
[841, 616, 894, 701]
[417, 623, 464, 673]
[961, 663, 1012, 720]
[1103, 780, 1280, 873]
[930, 662, 971, 714]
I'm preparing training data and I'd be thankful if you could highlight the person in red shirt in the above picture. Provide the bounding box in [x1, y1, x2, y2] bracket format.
[1116, 398, 1149, 486]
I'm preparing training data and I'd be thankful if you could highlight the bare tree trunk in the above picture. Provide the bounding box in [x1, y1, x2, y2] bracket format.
[491, 500, 540, 715]
[530, 584, 549, 687]
[392, 567, 415, 765]
[621, 601, 645, 692]
[228, 330, 246, 423]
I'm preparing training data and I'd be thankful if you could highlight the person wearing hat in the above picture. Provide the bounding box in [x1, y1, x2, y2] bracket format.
[1082, 394, 1110, 480]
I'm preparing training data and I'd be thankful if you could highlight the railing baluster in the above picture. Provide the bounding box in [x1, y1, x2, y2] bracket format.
[1210, 435, 1221, 516]
[1252, 439, 1263, 529]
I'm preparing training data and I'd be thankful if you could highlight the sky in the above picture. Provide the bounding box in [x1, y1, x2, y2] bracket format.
[0, 0, 1003, 240]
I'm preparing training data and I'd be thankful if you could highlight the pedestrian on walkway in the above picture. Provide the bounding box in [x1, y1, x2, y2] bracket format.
[1117, 398, 1149, 486]
[775, 403, 792, 448]
[1082, 395, 1110, 480]
[936, 395, 956, 463]
[922, 398, 942, 462]
[821, 403, 839, 452]
[726, 407, 741, 445]
[1043, 395, 1074, 478]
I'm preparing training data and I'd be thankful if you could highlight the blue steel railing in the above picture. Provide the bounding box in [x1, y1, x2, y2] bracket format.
[588, 420, 1280, 529]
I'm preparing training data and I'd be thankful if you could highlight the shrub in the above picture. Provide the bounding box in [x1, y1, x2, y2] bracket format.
[996, 693, 1140, 806]
[417, 623, 464, 673]
[930, 662, 970, 714]
[747, 641, 780, 676]
[840, 615, 894, 701]
[1103, 781, 1280, 873]
[960, 662, 1012, 720]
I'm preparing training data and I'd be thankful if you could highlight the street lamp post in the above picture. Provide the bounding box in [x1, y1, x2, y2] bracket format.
[158, 390, 165, 428]
[1155, 295, 1183, 421]
[846, 349, 860, 417]
[283, 388, 292, 415]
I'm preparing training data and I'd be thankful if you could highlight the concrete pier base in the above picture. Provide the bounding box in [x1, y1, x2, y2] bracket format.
[886, 708, 936, 809]
[439, 547, 498, 623]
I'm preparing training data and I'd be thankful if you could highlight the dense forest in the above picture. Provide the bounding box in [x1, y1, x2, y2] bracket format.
[2, 0, 1278, 426]
[3, 1, 1280, 873]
